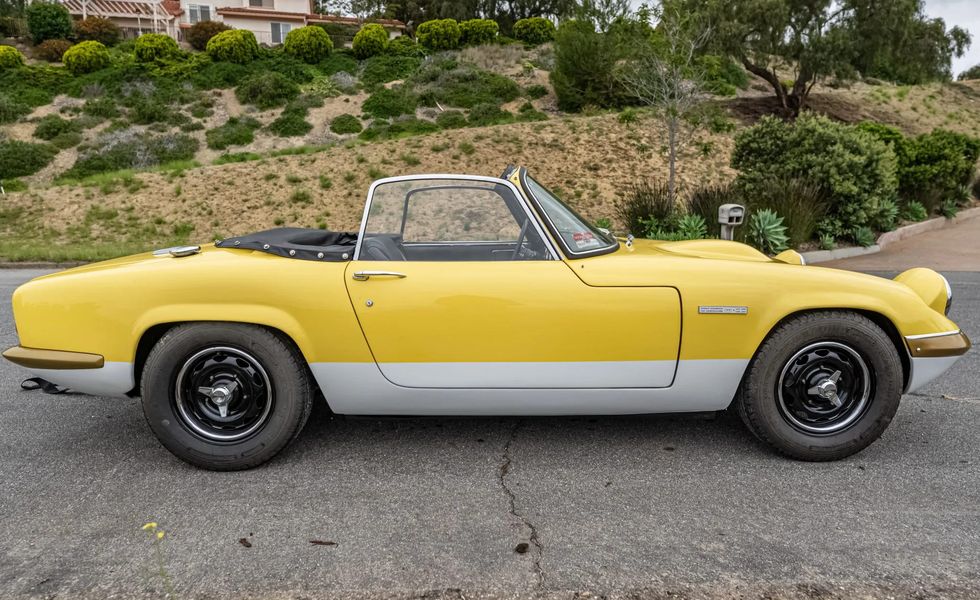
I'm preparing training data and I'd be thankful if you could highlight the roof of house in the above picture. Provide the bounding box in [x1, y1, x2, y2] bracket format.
[61, 0, 179, 19]
[306, 14, 406, 29]
[215, 6, 308, 21]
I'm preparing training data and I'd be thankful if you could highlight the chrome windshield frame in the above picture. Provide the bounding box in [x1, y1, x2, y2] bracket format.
[353, 173, 560, 261]
[516, 167, 620, 259]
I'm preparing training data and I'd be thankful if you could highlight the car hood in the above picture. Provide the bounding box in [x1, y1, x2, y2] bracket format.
[635, 238, 772, 262]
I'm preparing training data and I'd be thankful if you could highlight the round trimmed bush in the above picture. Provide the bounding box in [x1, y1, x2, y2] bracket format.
[459, 19, 498, 46]
[330, 113, 362, 134]
[386, 35, 420, 57]
[34, 38, 72, 62]
[283, 25, 333, 64]
[26, 2, 72, 44]
[0, 45, 25, 69]
[0, 140, 58, 178]
[416, 19, 460, 51]
[75, 16, 121, 46]
[134, 33, 179, 62]
[207, 29, 260, 64]
[362, 86, 416, 119]
[352, 23, 387, 59]
[513, 17, 555, 46]
[62, 40, 111, 75]
[187, 20, 230, 51]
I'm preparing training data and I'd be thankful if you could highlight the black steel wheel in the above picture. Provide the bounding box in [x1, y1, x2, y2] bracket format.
[736, 311, 903, 461]
[142, 323, 313, 470]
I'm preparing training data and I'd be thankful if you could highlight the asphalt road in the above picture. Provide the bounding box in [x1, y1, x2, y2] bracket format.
[0, 268, 977, 600]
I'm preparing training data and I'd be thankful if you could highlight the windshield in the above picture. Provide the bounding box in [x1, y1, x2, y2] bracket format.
[524, 175, 618, 255]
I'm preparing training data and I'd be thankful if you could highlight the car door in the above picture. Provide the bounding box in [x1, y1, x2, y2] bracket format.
[344, 175, 681, 389]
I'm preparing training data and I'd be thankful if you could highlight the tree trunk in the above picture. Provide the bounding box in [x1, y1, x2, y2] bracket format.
[740, 58, 813, 118]
[667, 117, 678, 202]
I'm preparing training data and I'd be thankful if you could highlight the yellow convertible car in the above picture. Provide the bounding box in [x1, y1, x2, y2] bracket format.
[3, 167, 971, 470]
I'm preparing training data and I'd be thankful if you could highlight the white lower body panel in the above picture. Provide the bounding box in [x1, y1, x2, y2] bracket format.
[28, 362, 134, 398]
[377, 360, 677, 388]
[311, 359, 749, 416]
[906, 355, 964, 393]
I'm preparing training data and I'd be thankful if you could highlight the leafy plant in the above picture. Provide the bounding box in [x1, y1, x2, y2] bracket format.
[207, 29, 259, 64]
[205, 116, 260, 149]
[675, 214, 708, 239]
[550, 19, 631, 112]
[513, 17, 556, 46]
[744, 178, 828, 247]
[412, 63, 519, 109]
[0, 140, 57, 177]
[386, 35, 421, 57]
[467, 103, 512, 126]
[872, 197, 899, 232]
[0, 45, 24, 69]
[236, 72, 299, 109]
[818, 233, 836, 250]
[852, 225, 876, 247]
[352, 23, 387, 59]
[459, 19, 498, 46]
[525, 84, 548, 99]
[134, 33, 179, 63]
[329, 113, 362, 134]
[62, 41, 110, 75]
[616, 180, 679, 236]
[187, 20, 229, 51]
[65, 130, 198, 178]
[686, 183, 740, 236]
[75, 17, 120, 46]
[26, 1, 72, 44]
[34, 39, 72, 62]
[360, 55, 421, 88]
[362, 86, 416, 119]
[33, 114, 78, 140]
[268, 104, 312, 137]
[0, 94, 29, 124]
[746, 209, 789, 255]
[284, 25, 333, 64]
[901, 200, 928, 222]
[417, 19, 461, 51]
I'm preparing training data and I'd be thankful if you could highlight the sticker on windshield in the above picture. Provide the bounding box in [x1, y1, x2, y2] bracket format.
[571, 231, 601, 250]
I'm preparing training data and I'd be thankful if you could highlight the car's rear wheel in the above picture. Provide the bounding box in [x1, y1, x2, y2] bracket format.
[141, 323, 313, 470]
[736, 311, 903, 461]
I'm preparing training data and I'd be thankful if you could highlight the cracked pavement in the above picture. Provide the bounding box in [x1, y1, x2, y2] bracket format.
[0, 269, 977, 599]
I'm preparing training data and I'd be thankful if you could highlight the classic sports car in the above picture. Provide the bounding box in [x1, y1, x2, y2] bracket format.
[3, 167, 971, 470]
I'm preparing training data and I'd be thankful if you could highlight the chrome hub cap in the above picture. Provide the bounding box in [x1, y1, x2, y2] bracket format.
[174, 347, 273, 442]
[777, 342, 872, 434]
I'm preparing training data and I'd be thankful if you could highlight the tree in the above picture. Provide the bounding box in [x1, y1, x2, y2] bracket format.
[960, 64, 980, 81]
[26, 1, 72, 44]
[680, 0, 972, 117]
[619, 5, 710, 201]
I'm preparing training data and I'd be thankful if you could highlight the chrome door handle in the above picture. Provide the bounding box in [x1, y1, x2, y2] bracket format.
[352, 271, 407, 281]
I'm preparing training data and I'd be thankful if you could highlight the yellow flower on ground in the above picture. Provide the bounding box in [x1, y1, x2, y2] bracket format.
[156, 531, 165, 539]
[142, 522, 158, 531]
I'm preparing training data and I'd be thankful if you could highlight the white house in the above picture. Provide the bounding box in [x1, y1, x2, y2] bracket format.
[60, 0, 183, 39]
[180, 0, 405, 45]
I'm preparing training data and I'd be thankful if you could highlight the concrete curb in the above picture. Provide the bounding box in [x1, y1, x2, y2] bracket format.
[802, 205, 980, 264]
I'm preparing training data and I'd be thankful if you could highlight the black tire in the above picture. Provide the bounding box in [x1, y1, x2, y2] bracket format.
[141, 323, 313, 470]
[736, 311, 903, 461]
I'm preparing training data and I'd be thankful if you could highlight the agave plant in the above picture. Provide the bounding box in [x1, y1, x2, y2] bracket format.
[747, 209, 789, 255]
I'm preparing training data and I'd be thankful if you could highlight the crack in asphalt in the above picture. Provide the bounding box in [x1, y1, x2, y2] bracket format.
[498, 421, 545, 590]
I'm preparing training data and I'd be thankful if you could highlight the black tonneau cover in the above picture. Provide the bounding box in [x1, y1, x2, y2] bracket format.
[216, 228, 357, 262]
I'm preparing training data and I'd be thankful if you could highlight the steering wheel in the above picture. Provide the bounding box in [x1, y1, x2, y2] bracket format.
[512, 219, 530, 260]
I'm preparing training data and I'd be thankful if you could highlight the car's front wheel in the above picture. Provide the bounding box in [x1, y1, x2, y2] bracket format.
[736, 311, 903, 461]
[141, 323, 313, 470]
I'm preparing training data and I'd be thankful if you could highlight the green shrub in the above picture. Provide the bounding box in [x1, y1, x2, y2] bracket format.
[330, 113, 362, 134]
[901, 200, 928, 222]
[852, 225, 876, 247]
[746, 209, 789, 254]
[412, 63, 519, 109]
[187, 20, 230, 51]
[83, 97, 119, 118]
[743, 178, 828, 247]
[0, 95, 30, 124]
[902, 129, 980, 206]
[134, 33, 179, 62]
[362, 86, 416, 118]
[525, 84, 548, 99]
[0, 140, 57, 177]
[284, 25, 333, 64]
[386, 35, 421, 57]
[360, 54, 421, 88]
[268, 109, 312, 137]
[352, 23, 387, 59]
[65, 130, 198, 178]
[207, 29, 259, 64]
[34, 114, 78, 140]
[26, 1, 72, 44]
[62, 40, 111, 75]
[460, 19, 498, 46]
[0, 45, 24, 69]
[513, 17, 555, 46]
[550, 19, 629, 112]
[467, 103, 512, 126]
[435, 110, 467, 129]
[516, 101, 547, 121]
[960, 64, 980, 81]
[34, 38, 71, 62]
[696, 54, 748, 96]
[235, 71, 299, 109]
[416, 19, 461, 51]
[74, 17, 121, 46]
[205, 116, 260, 149]
[732, 114, 898, 238]
[616, 180, 679, 236]
[318, 51, 358, 76]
